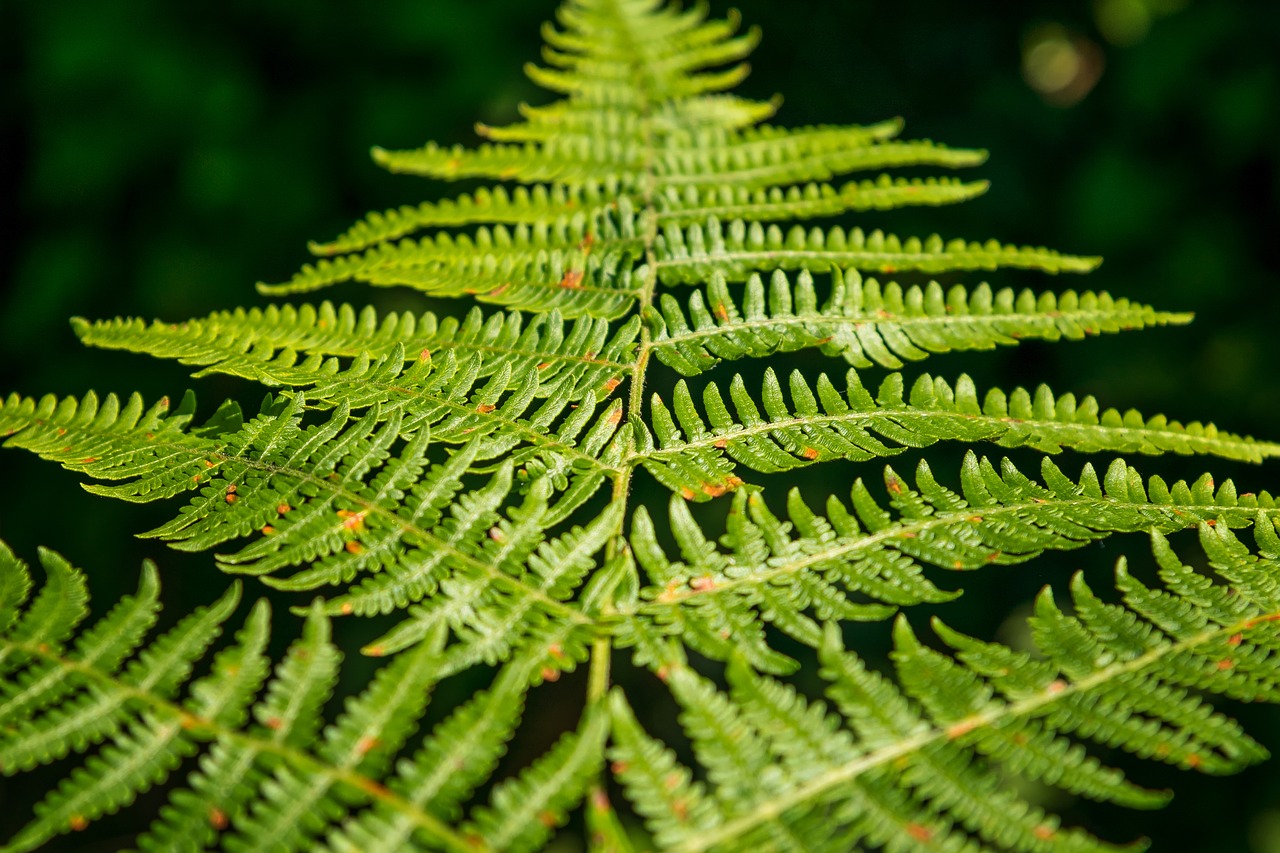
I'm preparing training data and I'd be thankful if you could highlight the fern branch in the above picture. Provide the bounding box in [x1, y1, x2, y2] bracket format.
[619, 453, 1280, 668]
[616, 520, 1280, 852]
[75, 304, 639, 402]
[651, 268, 1191, 373]
[656, 220, 1101, 283]
[632, 367, 1278, 499]
[0, 544, 603, 853]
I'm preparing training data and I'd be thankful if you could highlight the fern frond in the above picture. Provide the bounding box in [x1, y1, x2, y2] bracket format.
[309, 182, 617, 256]
[634, 367, 1278, 497]
[6, 0, 1279, 846]
[76, 303, 639, 402]
[0, 544, 601, 853]
[651, 269, 1191, 373]
[613, 519, 1280, 853]
[652, 176, 992, 225]
[656, 220, 1101, 285]
[619, 453, 1280, 669]
[0, 392, 617, 636]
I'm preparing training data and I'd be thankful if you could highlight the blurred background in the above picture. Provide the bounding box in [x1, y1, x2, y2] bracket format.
[1, 0, 1278, 849]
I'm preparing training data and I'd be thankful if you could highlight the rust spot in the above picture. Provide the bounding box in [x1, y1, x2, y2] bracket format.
[1033, 825, 1056, 841]
[338, 509, 367, 532]
[70, 816, 88, 832]
[701, 482, 728, 498]
[540, 666, 561, 682]
[1217, 659, 1234, 671]
[610, 760, 630, 775]
[340, 602, 354, 615]
[225, 493, 237, 504]
[419, 349, 430, 362]
[537, 362, 552, 370]
[590, 788, 610, 812]
[487, 283, 510, 297]
[345, 541, 364, 555]
[656, 665, 671, 683]
[608, 407, 623, 425]
[689, 575, 716, 591]
[489, 526, 506, 543]
[714, 438, 728, 448]
[604, 378, 622, 392]
[802, 447, 820, 460]
[886, 476, 903, 495]
[356, 736, 381, 756]
[538, 810, 558, 828]
[1046, 679, 1067, 695]
[663, 771, 682, 790]
[947, 718, 978, 738]
[192, 474, 202, 483]
[680, 486, 697, 500]
[905, 823, 932, 842]
[204, 460, 215, 469]
[145, 432, 155, 439]
[477, 403, 497, 414]
[80, 457, 98, 464]
[559, 269, 585, 289]
[265, 716, 283, 730]
[1206, 519, 1217, 527]
[277, 503, 292, 515]
[1228, 633, 1244, 647]
[548, 642, 565, 659]
[1186, 753, 1202, 769]
[968, 515, 983, 523]
[953, 560, 965, 569]
[261, 525, 275, 535]
[209, 807, 229, 830]
[579, 233, 596, 253]
[366, 645, 384, 657]
[714, 303, 730, 321]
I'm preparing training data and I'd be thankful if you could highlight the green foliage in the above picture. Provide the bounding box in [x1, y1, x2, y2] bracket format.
[2, 0, 1277, 849]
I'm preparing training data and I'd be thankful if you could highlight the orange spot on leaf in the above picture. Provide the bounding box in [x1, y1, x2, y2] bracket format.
[559, 269, 584, 289]
[906, 823, 932, 842]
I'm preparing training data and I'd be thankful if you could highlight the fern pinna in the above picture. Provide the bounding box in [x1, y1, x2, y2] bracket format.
[1, 1, 1277, 850]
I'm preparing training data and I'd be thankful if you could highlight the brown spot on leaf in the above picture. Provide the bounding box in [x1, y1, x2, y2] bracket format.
[476, 403, 496, 414]
[559, 269, 584, 289]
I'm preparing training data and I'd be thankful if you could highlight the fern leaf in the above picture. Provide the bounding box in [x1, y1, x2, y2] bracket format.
[636, 367, 1278, 497]
[464, 707, 608, 852]
[621, 453, 1280, 668]
[309, 183, 616, 255]
[651, 269, 1191, 373]
[75, 303, 639, 403]
[656, 219, 1101, 285]
[652, 176, 992, 225]
[616, 519, 1280, 852]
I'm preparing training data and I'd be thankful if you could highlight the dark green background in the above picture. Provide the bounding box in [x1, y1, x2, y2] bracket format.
[2, 1, 1279, 850]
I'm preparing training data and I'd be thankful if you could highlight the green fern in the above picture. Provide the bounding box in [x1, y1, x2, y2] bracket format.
[3, 0, 1278, 850]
